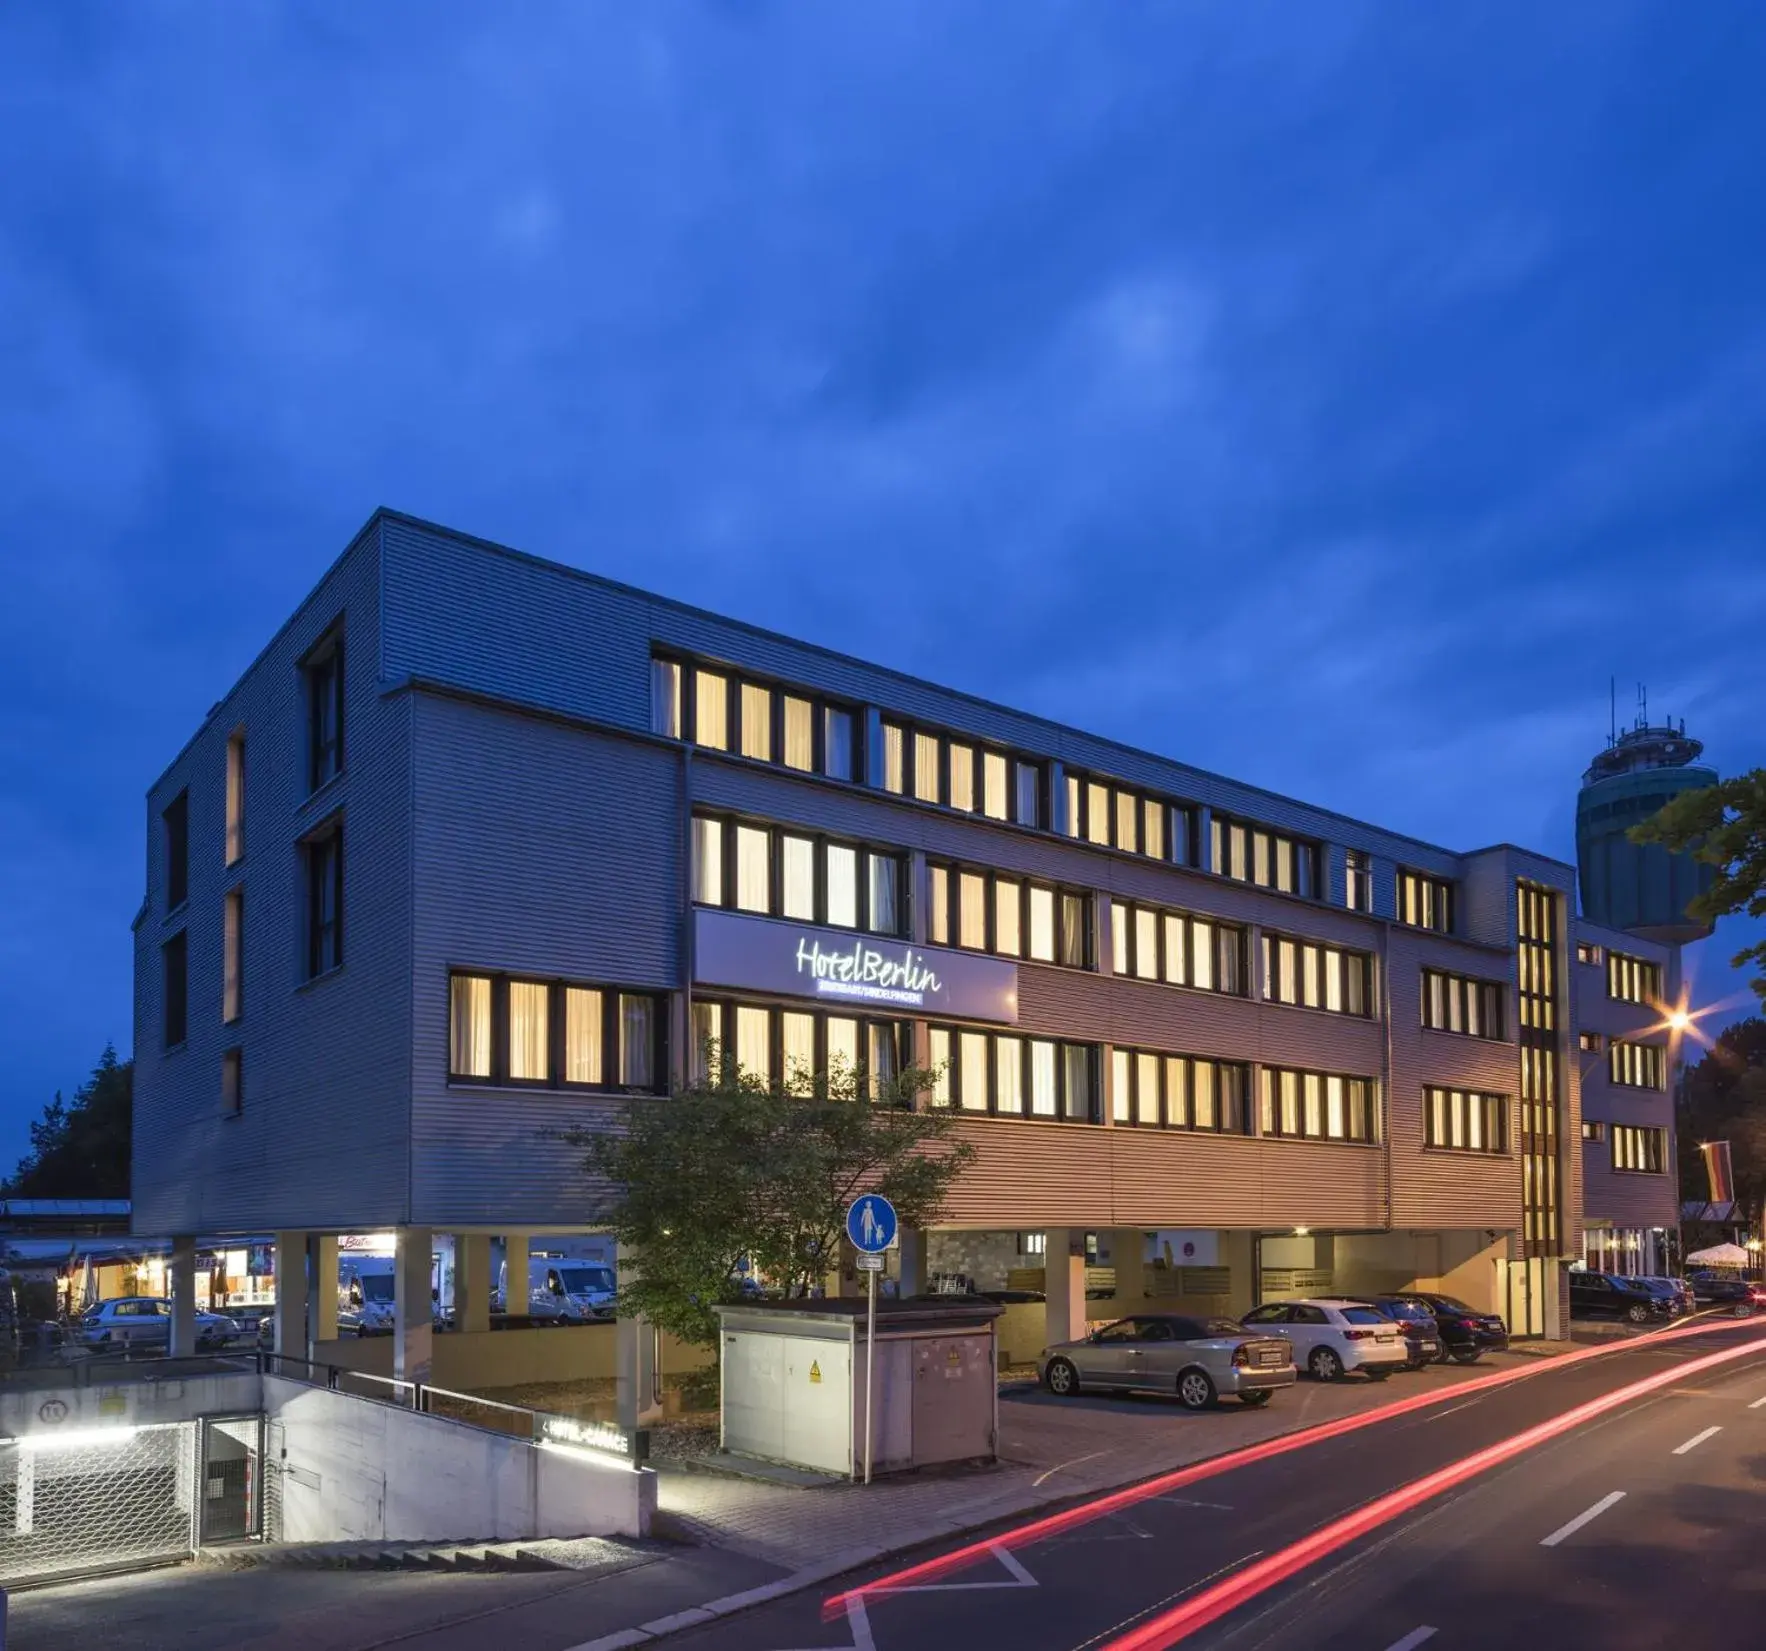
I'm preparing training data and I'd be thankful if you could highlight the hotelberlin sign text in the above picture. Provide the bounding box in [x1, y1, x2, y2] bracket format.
[693, 908, 1019, 1025]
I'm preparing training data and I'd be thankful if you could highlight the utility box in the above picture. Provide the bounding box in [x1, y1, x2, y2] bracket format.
[715, 1299, 1001, 1480]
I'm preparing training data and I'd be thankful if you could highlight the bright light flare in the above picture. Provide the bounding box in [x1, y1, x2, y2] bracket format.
[15, 1426, 140, 1453]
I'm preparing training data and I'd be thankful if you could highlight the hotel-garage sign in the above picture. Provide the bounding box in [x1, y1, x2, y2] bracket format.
[692, 909, 1019, 1024]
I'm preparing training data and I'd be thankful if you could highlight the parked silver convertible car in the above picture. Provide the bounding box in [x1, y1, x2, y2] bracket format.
[1039, 1313, 1297, 1410]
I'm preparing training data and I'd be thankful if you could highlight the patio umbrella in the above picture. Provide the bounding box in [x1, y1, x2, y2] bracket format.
[1685, 1242, 1752, 1268]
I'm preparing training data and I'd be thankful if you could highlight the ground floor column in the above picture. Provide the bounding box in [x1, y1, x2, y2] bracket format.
[394, 1226, 434, 1385]
[1110, 1229, 1149, 1313]
[897, 1227, 929, 1297]
[306, 1234, 338, 1355]
[168, 1234, 198, 1357]
[500, 1230, 531, 1315]
[455, 1234, 492, 1334]
[616, 1242, 661, 1430]
[272, 1231, 309, 1358]
[1044, 1227, 1087, 1347]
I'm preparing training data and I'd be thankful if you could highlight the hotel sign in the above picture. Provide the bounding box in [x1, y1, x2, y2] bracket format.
[693, 909, 1019, 1024]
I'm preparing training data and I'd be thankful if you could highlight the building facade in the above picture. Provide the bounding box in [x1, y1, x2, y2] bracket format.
[132, 511, 1687, 1381]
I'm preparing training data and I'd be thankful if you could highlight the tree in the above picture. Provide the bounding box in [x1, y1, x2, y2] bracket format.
[1631, 769, 1766, 1001]
[5, 1045, 133, 1198]
[569, 1053, 977, 1352]
[1678, 1018, 1766, 1215]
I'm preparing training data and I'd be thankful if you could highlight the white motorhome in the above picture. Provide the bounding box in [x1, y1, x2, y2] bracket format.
[497, 1256, 617, 1323]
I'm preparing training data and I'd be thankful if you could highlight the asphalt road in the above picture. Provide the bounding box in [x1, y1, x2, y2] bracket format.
[660, 1318, 1766, 1651]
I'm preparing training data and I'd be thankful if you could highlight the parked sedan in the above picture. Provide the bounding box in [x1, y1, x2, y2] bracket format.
[1240, 1299, 1409, 1382]
[1404, 1292, 1510, 1363]
[80, 1297, 242, 1351]
[1039, 1314, 1296, 1410]
[1634, 1276, 1696, 1318]
[1569, 1271, 1672, 1324]
[1347, 1295, 1445, 1368]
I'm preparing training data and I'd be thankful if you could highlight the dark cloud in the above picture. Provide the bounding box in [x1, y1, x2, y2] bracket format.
[3, 3, 1763, 1158]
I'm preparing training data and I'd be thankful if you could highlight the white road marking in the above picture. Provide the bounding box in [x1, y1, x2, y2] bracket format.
[772, 1593, 875, 1651]
[875, 1542, 1039, 1593]
[1381, 1630, 1438, 1651]
[1749, 1395, 1766, 1410]
[1540, 1490, 1625, 1547]
[1673, 1425, 1723, 1456]
[1422, 1399, 1479, 1423]
[1032, 1448, 1113, 1487]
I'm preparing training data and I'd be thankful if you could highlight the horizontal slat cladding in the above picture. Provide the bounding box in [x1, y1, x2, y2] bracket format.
[412, 1091, 629, 1228]
[373, 513, 1478, 881]
[1575, 980, 1663, 1041]
[1581, 1161, 1679, 1228]
[1580, 1076, 1674, 1129]
[1573, 918, 1672, 964]
[133, 523, 415, 1234]
[938, 1119, 1388, 1229]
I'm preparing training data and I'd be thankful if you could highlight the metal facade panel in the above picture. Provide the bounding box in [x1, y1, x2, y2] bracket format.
[131, 523, 415, 1234]
[1580, 1159, 1679, 1229]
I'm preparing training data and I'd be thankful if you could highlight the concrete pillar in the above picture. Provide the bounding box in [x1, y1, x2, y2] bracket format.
[1044, 1227, 1087, 1347]
[273, 1232, 309, 1358]
[455, 1234, 492, 1334]
[1111, 1229, 1149, 1312]
[168, 1234, 198, 1358]
[394, 1226, 434, 1386]
[500, 1231, 531, 1315]
[616, 1242, 662, 1429]
[307, 1234, 339, 1348]
[898, 1228, 929, 1298]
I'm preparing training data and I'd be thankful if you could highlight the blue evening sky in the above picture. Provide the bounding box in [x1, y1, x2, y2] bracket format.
[3, 5, 1763, 1168]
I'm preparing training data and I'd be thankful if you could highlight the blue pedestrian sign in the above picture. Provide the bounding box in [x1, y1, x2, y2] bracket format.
[846, 1194, 898, 1254]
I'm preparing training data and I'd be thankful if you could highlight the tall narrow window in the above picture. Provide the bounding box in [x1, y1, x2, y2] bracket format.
[1345, 850, 1371, 912]
[948, 743, 975, 812]
[781, 1011, 816, 1091]
[1065, 773, 1081, 838]
[995, 879, 1022, 957]
[620, 995, 658, 1089]
[1087, 782, 1110, 846]
[222, 1048, 243, 1117]
[450, 974, 492, 1078]
[1015, 762, 1042, 828]
[225, 732, 246, 866]
[959, 872, 987, 950]
[1134, 907, 1157, 981]
[695, 671, 728, 750]
[782, 696, 813, 771]
[914, 732, 941, 803]
[996, 1037, 1024, 1114]
[959, 1032, 989, 1112]
[882, 722, 905, 793]
[1116, 791, 1138, 854]
[1060, 893, 1087, 969]
[928, 865, 950, 945]
[929, 1027, 952, 1105]
[1142, 800, 1165, 861]
[651, 660, 682, 737]
[868, 1023, 900, 1096]
[827, 1015, 859, 1079]
[1028, 886, 1055, 962]
[691, 1001, 723, 1084]
[1064, 1044, 1093, 1120]
[565, 987, 603, 1084]
[1111, 903, 1129, 975]
[868, 855, 900, 936]
[164, 790, 189, 910]
[983, 751, 1009, 821]
[692, 816, 725, 905]
[1030, 1041, 1058, 1116]
[824, 707, 854, 781]
[781, 835, 815, 920]
[305, 633, 344, 792]
[163, 930, 188, 1048]
[826, 845, 859, 927]
[509, 981, 550, 1081]
[735, 825, 770, 913]
[740, 683, 772, 761]
[222, 889, 243, 1024]
[303, 824, 344, 978]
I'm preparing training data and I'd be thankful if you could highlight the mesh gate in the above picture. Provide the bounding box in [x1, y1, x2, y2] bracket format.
[0, 1423, 196, 1586]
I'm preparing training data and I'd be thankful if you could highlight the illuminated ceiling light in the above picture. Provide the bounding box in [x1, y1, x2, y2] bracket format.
[1293, 1226, 1310, 1237]
[18, 1426, 141, 1453]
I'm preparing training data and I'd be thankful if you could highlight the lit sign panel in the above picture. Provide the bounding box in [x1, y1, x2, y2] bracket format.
[693, 909, 1019, 1024]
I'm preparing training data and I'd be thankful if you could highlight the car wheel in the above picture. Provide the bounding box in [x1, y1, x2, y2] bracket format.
[1733, 1303, 1753, 1319]
[1043, 1357, 1081, 1398]
[1309, 1347, 1343, 1383]
[1626, 1303, 1651, 1325]
[1176, 1369, 1217, 1411]
[1451, 1350, 1482, 1365]
[1239, 1389, 1274, 1408]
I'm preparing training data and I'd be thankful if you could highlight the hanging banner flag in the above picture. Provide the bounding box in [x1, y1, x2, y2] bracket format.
[1702, 1140, 1735, 1206]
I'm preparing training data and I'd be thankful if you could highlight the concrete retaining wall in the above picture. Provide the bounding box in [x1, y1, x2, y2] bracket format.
[263, 1375, 655, 1542]
[312, 1325, 712, 1392]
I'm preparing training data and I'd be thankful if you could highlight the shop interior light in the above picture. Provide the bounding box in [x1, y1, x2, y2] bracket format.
[17, 1426, 140, 1453]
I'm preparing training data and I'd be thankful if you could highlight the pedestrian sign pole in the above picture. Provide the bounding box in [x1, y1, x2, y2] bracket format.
[845, 1194, 898, 1484]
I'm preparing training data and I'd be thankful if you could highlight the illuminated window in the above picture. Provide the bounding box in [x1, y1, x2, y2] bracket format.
[694, 670, 728, 750]
[1260, 1066, 1378, 1142]
[1419, 968, 1504, 1038]
[1264, 934, 1374, 1017]
[1211, 813, 1319, 897]
[740, 683, 772, 761]
[1112, 1046, 1249, 1133]
[1424, 1087, 1508, 1154]
[1397, 869, 1454, 932]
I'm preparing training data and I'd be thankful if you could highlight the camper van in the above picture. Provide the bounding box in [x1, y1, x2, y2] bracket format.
[497, 1257, 617, 1323]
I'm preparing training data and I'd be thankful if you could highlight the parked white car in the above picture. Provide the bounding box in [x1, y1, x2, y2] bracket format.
[79, 1297, 242, 1351]
[1240, 1298, 1409, 1382]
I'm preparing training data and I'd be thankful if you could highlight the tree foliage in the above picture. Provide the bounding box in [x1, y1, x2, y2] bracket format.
[5, 1045, 133, 1198]
[569, 1054, 976, 1351]
[1678, 1017, 1766, 1215]
[1631, 769, 1766, 1001]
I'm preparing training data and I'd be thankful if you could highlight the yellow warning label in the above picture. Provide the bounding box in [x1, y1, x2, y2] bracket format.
[946, 1347, 960, 1365]
[808, 1360, 822, 1384]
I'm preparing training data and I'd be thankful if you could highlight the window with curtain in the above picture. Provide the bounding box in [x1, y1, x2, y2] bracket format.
[914, 732, 941, 803]
[620, 995, 656, 1089]
[1061, 893, 1088, 968]
[781, 834, 816, 920]
[826, 844, 858, 927]
[507, 982, 549, 1081]
[1029, 886, 1055, 962]
[450, 974, 492, 1078]
[225, 731, 246, 866]
[1065, 773, 1082, 838]
[223, 889, 244, 1024]
[1143, 800, 1165, 860]
[949, 743, 975, 812]
[959, 1032, 990, 1111]
[1087, 782, 1111, 846]
[651, 659, 682, 737]
[692, 816, 724, 905]
[1116, 791, 1138, 854]
[995, 878, 1021, 957]
[691, 1001, 722, 1084]
[565, 987, 603, 1084]
[1016, 762, 1042, 828]
[783, 696, 813, 771]
[828, 1016, 860, 1080]
[1260, 1065, 1377, 1142]
[882, 722, 905, 793]
[1262, 934, 1375, 1018]
[781, 1011, 816, 1093]
[1064, 1044, 1093, 1120]
[929, 865, 950, 944]
[736, 1005, 771, 1080]
[868, 854, 899, 936]
[929, 1026, 952, 1105]
[959, 872, 987, 949]
[740, 683, 772, 761]
[695, 670, 728, 750]
[1134, 907, 1157, 981]
[1030, 1041, 1058, 1116]
[983, 751, 1008, 820]
[736, 825, 770, 912]
[868, 1023, 900, 1096]
[825, 707, 854, 781]
[995, 1036, 1024, 1114]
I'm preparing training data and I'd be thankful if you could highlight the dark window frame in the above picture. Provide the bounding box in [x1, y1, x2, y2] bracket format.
[1611, 1123, 1667, 1174]
[1064, 769, 1197, 866]
[927, 860, 1093, 968]
[1110, 1046, 1251, 1135]
[1209, 812, 1321, 898]
[162, 929, 189, 1050]
[689, 995, 910, 1102]
[1110, 897, 1248, 997]
[1419, 967, 1506, 1040]
[691, 811, 909, 938]
[1608, 1038, 1666, 1091]
[655, 653, 866, 788]
[1423, 1086, 1509, 1155]
[163, 789, 189, 911]
[445, 969, 668, 1095]
[927, 1025, 1098, 1123]
[1263, 931, 1376, 1017]
[1397, 868, 1455, 933]
[221, 1048, 243, 1118]
[1607, 951, 1663, 1005]
[1258, 1065, 1380, 1144]
[301, 817, 344, 981]
[302, 627, 345, 795]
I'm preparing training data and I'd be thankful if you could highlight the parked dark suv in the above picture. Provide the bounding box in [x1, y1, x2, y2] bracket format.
[1689, 1272, 1762, 1316]
[1347, 1296, 1444, 1368]
[1569, 1271, 1671, 1324]
[1404, 1292, 1510, 1363]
